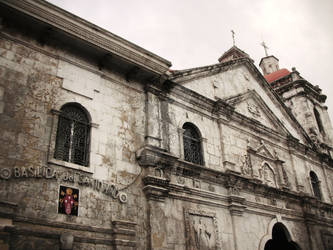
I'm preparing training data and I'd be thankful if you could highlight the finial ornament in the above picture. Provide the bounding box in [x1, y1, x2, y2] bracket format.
[231, 30, 235, 46]
[261, 41, 269, 56]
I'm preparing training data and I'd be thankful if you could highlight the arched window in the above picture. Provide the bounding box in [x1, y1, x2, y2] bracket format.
[314, 107, 325, 135]
[310, 171, 321, 200]
[183, 123, 203, 165]
[54, 103, 90, 166]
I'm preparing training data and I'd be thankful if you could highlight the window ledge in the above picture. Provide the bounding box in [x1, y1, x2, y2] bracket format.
[178, 159, 206, 168]
[48, 158, 94, 174]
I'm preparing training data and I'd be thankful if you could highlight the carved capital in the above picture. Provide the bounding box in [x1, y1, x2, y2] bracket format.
[143, 175, 170, 202]
[143, 184, 169, 202]
[225, 174, 243, 196]
[136, 146, 178, 168]
[228, 196, 246, 216]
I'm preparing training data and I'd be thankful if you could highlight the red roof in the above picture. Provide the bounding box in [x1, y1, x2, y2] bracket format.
[264, 68, 290, 83]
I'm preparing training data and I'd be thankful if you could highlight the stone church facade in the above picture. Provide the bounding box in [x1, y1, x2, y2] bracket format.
[0, 1, 333, 250]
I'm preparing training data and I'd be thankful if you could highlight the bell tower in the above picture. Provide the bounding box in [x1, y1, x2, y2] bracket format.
[259, 42, 280, 75]
[260, 46, 333, 155]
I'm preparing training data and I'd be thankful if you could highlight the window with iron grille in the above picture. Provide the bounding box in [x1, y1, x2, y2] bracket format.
[54, 103, 90, 166]
[310, 171, 321, 200]
[183, 123, 203, 165]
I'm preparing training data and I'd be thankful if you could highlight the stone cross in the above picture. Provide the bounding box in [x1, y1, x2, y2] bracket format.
[231, 30, 235, 46]
[261, 41, 269, 56]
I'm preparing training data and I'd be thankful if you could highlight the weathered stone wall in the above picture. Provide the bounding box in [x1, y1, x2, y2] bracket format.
[1, 4, 333, 249]
[0, 25, 147, 249]
[164, 66, 333, 249]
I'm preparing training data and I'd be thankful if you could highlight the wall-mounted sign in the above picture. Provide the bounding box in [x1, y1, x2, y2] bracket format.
[0, 166, 127, 203]
[58, 186, 79, 216]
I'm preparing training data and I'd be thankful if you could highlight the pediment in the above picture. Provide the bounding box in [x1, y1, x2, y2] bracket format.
[218, 46, 252, 63]
[171, 56, 312, 146]
[224, 90, 290, 135]
[253, 141, 276, 160]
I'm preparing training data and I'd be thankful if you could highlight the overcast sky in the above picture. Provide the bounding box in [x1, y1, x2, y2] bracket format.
[48, 0, 333, 121]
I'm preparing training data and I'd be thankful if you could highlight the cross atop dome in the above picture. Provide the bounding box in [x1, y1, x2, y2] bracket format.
[258, 41, 280, 76]
[261, 41, 269, 57]
[231, 30, 235, 46]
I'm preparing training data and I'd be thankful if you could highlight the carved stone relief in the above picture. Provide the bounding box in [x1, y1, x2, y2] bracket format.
[247, 101, 261, 118]
[240, 154, 252, 176]
[225, 175, 242, 196]
[184, 209, 221, 250]
[193, 179, 201, 189]
[177, 175, 185, 184]
[281, 166, 290, 187]
[260, 163, 276, 187]
[208, 184, 215, 192]
[240, 140, 288, 188]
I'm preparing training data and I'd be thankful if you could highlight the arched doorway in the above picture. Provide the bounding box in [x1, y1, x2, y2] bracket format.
[264, 223, 301, 250]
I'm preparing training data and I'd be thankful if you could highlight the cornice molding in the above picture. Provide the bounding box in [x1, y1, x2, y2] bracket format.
[170, 58, 249, 83]
[277, 80, 327, 103]
[0, 0, 171, 75]
[138, 146, 333, 223]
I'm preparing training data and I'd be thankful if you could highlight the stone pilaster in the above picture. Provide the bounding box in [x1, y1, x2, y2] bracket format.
[144, 85, 163, 148]
[136, 145, 176, 249]
[111, 220, 137, 250]
[143, 172, 170, 250]
[228, 195, 246, 250]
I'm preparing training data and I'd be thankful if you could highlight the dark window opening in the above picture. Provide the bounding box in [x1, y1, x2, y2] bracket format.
[314, 107, 325, 135]
[54, 103, 90, 166]
[310, 171, 321, 200]
[183, 123, 203, 165]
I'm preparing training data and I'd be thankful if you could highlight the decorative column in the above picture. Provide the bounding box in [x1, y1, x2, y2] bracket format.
[144, 174, 169, 250]
[287, 136, 304, 192]
[321, 163, 333, 203]
[143, 171, 170, 250]
[216, 103, 239, 174]
[140, 80, 177, 249]
[111, 220, 137, 250]
[137, 143, 177, 250]
[229, 196, 246, 250]
[301, 196, 316, 250]
[178, 128, 185, 160]
[225, 175, 246, 250]
[144, 85, 162, 148]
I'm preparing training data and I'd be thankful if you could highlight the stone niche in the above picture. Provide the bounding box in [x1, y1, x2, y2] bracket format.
[184, 209, 221, 250]
[240, 140, 289, 188]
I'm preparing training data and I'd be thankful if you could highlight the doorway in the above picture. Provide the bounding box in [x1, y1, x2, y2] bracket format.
[264, 223, 301, 250]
